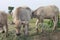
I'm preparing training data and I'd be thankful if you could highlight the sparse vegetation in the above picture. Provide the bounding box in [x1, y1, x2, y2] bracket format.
[8, 6, 14, 14]
[0, 14, 60, 40]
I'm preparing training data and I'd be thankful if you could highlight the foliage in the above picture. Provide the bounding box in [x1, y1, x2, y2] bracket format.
[57, 19, 60, 28]
[8, 6, 14, 14]
[0, 15, 60, 40]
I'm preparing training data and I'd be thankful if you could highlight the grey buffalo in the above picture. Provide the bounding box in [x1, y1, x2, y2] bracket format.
[12, 6, 32, 36]
[32, 5, 59, 33]
[0, 11, 8, 37]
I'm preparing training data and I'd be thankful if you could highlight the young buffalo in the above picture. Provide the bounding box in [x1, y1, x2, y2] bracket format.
[0, 11, 8, 37]
[32, 5, 59, 33]
[12, 6, 32, 36]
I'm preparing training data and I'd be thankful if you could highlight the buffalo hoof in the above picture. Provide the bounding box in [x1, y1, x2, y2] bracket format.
[24, 33, 29, 37]
[36, 28, 39, 34]
[16, 33, 21, 36]
[2, 31, 5, 33]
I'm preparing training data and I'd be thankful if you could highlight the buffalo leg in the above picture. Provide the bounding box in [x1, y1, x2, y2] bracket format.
[36, 19, 40, 33]
[5, 23, 8, 37]
[53, 16, 58, 31]
[23, 23, 29, 36]
[2, 26, 5, 33]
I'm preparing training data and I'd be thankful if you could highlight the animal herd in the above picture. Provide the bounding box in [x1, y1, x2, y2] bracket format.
[0, 5, 59, 37]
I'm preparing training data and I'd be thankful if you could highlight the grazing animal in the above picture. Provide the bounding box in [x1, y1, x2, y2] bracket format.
[0, 11, 8, 37]
[32, 5, 59, 33]
[12, 6, 32, 36]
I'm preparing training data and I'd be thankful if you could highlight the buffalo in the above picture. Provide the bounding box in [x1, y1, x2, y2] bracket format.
[12, 6, 32, 36]
[32, 5, 59, 33]
[0, 11, 8, 37]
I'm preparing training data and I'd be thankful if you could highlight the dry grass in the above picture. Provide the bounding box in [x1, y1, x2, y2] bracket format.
[0, 15, 60, 40]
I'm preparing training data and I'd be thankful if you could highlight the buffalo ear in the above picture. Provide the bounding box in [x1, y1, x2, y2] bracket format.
[31, 11, 34, 18]
[32, 11, 34, 16]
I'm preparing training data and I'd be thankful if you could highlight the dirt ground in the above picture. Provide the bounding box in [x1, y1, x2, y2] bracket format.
[33, 30, 60, 40]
